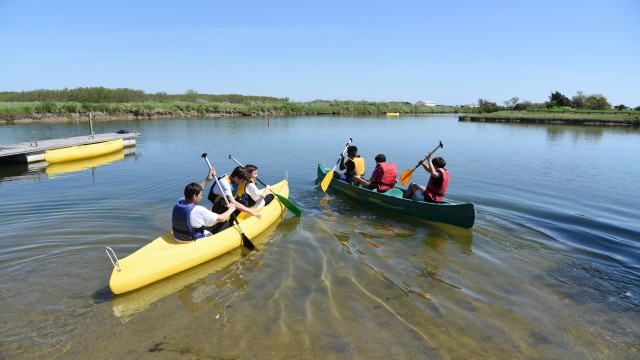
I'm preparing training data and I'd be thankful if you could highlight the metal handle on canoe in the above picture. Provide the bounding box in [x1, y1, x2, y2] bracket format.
[106, 247, 122, 272]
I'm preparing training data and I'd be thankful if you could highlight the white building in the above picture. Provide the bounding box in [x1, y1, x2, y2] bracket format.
[416, 100, 436, 106]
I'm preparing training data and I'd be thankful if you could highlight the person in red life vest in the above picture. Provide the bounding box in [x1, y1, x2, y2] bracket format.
[333, 145, 366, 184]
[352, 154, 398, 193]
[172, 169, 236, 243]
[403, 155, 449, 203]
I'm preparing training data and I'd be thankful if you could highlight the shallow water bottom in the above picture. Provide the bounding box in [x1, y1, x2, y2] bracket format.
[6, 211, 634, 360]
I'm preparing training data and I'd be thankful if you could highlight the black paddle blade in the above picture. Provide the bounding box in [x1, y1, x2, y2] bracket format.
[241, 234, 256, 251]
[230, 214, 257, 251]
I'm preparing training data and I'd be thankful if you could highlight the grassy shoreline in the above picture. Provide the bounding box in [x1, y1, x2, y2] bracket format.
[458, 110, 640, 126]
[0, 101, 469, 124]
[2, 102, 639, 126]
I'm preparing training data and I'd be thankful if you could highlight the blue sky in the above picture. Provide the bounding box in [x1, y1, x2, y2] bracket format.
[1, 0, 638, 106]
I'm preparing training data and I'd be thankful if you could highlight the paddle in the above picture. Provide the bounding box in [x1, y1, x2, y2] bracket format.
[400, 141, 444, 186]
[201, 153, 256, 251]
[228, 155, 302, 217]
[320, 138, 352, 192]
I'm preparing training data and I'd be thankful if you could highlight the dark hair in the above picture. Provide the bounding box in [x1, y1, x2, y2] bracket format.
[230, 166, 249, 180]
[432, 157, 446, 168]
[347, 145, 358, 156]
[374, 154, 386, 163]
[184, 182, 203, 199]
[245, 164, 257, 173]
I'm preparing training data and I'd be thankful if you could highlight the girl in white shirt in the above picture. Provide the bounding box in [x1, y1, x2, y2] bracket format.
[244, 164, 275, 209]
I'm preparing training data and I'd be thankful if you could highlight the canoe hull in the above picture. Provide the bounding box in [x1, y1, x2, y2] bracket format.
[109, 179, 289, 294]
[317, 163, 475, 228]
[45, 139, 124, 163]
[46, 148, 127, 176]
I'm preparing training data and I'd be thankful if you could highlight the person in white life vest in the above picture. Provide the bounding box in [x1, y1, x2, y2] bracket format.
[403, 155, 449, 203]
[242, 164, 275, 209]
[333, 145, 366, 184]
[352, 154, 398, 193]
[172, 169, 236, 243]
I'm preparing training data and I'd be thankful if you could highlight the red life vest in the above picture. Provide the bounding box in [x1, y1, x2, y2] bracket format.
[371, 162, 397, 192]
[426, 169, 449, 203]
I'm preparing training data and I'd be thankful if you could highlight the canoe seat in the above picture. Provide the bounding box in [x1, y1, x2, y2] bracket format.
[371, 187, 404, 198]
[385, 188, 404, 198]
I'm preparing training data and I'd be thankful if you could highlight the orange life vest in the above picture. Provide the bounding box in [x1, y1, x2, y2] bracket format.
[426, 169, 449, 203]
[371, 162, 397, 192]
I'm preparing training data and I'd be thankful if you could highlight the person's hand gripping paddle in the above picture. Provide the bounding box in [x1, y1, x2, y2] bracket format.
[400, 141, 443, 186]
[228, 155, 302, 217]
[202, 153, 256, 251]
[320, 138, 352, 192]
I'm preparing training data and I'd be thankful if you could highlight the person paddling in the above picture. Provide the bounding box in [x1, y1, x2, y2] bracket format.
[207, 165, 261, 234]
[403, 155, 449, 203]
[172, 169, 236, 243]
[242, 164, 275, 209]
[333, 144, 365, 184]
[353, 154, 398, 193]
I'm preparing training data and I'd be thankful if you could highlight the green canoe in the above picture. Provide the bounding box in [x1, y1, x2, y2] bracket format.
[317, 163, 476, 229]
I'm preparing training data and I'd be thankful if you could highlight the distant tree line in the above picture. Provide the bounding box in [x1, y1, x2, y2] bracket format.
[0, 87, 289, 104]
[476, 91, 638, 113]
[2, 87, 636, 115]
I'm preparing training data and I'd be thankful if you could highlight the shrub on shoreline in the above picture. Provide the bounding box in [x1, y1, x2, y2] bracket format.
[0, 101, 470, 122]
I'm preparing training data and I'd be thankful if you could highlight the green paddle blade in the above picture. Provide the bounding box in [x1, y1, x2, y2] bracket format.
[275, 193, 302, 217]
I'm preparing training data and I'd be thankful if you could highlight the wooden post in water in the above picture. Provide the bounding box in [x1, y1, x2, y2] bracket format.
[89, 112, 94, 135]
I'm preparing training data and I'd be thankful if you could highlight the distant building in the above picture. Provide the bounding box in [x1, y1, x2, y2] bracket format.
[416, 100, 436, 106]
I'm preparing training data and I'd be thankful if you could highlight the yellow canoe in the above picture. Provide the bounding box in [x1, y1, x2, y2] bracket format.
[46, 148, 125, 176]
[108, 179, 289, 294]
[45, 139, 124, 164]
[110, 219, 284, 321]
[386, 112, 400, 116]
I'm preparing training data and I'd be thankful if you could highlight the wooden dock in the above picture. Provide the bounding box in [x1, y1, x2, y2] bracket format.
[0, 132, 140, 164]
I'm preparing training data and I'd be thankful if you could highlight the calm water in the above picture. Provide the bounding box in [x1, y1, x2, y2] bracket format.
[1, 115, 638, 359]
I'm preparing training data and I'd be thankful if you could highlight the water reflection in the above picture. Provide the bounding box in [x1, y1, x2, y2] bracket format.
[545, 124, 605, 143]
[498, 122, 638, 144]
[0, 162, 47, 184]
[0, 147, 137, 183]
[317, 191, 476, 308]
[45, 148, 134, 177]
[109, 250, 243, 322]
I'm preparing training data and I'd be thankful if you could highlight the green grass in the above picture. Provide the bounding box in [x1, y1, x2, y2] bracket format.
[0, 101, 474, 121]
[0, 102, 34, 119]
[459, 110, 640, 125]
[3, 101, 638, 126]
